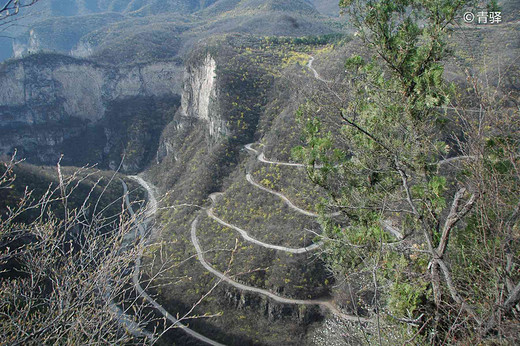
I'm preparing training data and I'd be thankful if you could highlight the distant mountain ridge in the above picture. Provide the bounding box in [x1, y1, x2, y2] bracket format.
[9, 0, 338, 63]
[20, 0, 217, 17]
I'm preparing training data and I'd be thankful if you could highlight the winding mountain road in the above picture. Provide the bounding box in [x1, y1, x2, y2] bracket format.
[245, 143, 405, 242]
[108, 300, 154, 340]
[119, 55, 376, 342]
[246, 173, 341, 218]
[129, 175, 158, 218]
[191, 216, 371, 323]
[205, 144, 347, 253]
[104, 181, 154, 341]
[123, 178, 225, 346]
[246, 173, 319, 217]
[128, 177, 371, 326]
[307, 56, 332, 83]
[245, 143, 306, 167]
[245, 142, 334, 170]
[207, 192, 321, 254]
[437, 155, 477, 166]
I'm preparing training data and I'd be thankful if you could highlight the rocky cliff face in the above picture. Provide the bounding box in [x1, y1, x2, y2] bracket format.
[157, 53, 229, 163]
[180, 54, 229, 139]
[0, 53, 182, 172]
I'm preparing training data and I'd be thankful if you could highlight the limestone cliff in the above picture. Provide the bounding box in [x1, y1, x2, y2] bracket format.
[180, 53, 229, 139]
[153, 36, 273, 189]
[157, 53, 229, 163]
[0, 53, 182, 172]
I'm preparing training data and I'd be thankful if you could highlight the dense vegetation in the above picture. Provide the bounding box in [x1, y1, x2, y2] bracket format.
[294, 0, 520, 343]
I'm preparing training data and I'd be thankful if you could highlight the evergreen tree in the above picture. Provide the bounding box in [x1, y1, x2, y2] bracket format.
[294, 0, 520, 342]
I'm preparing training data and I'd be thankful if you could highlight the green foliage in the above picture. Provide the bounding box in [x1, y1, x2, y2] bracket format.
[343, 0, 465, 119]
[301, 0, 469, 240]
[381, 252, 430, 317]
[344, 54, 364, 69]
[388, 281, 428, 317]
[292, 0, 520, 342]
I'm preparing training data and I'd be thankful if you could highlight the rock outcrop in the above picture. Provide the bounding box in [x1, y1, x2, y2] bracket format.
[180, 54, 229, 140]
[156, 53, 229, 164]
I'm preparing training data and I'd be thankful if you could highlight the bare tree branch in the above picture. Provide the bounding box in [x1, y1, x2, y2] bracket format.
[437, 189, 477, 257]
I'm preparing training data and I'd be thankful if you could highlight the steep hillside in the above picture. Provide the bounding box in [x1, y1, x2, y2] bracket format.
[75, 16, 191, 64]
[131, 14, 520, 344]
[0, 162, 144, 223]
[12, 13, 125, 57]
[308, 0, 340, 17]
[0, 0, 343, 62]
[18, 0, 215, 17]
[2, 1, 518, 345]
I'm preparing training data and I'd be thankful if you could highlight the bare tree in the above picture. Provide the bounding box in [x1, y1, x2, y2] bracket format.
[0, 154, 233, 344]
[0, 0, 40, 30]
[0, 157, 156, 344]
